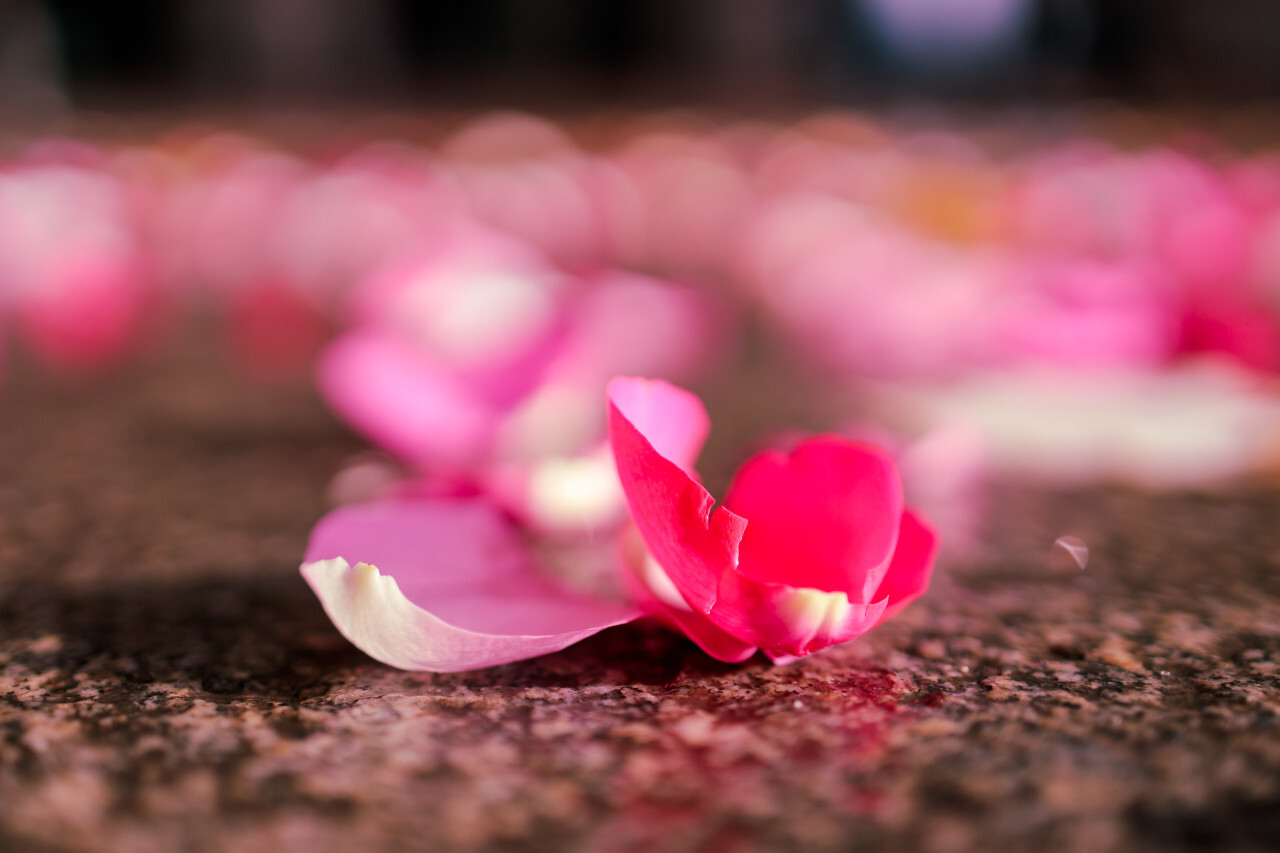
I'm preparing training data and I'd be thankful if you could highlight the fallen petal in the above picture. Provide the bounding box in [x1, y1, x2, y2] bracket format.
[618, 524, 758, 663]
[872, 509, 939, 626]
[607, 377, 746, 614]
[607, 375, 711, 475]
[317, 331, 495, 472]
[715, 569, 888, 659]
[301, 499, 640, 672]
[722, 437, 904, 602]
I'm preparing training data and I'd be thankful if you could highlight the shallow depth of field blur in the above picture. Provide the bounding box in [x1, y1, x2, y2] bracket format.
[9, 7, 1280, 850]
[7, 1, 1280, 541]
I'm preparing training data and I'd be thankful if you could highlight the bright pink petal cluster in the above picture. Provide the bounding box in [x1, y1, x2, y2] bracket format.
[608, 377, 936, 663]
[299, 377, 937, 672]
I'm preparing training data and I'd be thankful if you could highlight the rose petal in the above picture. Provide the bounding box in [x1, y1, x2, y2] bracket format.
[715, 569, 888, 659]
[872, 509, 938, 626]
[229, 277, 328, 379]
[618, 524, 758, 663]
[301, 499, 640, 672]
[559, 271, 730, 389]
[20, 255, 150, 371]
[486, 443, 628, 535]
[350, 231, 568, 409]
[607, 377, 745, 614]
[722, 437, 904, 602]
[317, 331, 495, 471]
[606, 376, 711, 475]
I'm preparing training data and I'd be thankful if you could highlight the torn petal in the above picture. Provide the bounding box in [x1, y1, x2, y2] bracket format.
[618, 524, 757, 664]
[607, 376, 711, 476]
[607, 377, 745, 614]
[301, 499, 640, 672]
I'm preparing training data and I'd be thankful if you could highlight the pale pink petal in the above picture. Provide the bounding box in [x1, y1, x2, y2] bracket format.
[316, 331, 494, 471]
[484, 444, 629, 536]
[349, 229, 568, 408]
[301, 500, 640, 672]
[873, 509, 939, 626]
[607, 378, 744, 616]
[722, 437, 904, 602]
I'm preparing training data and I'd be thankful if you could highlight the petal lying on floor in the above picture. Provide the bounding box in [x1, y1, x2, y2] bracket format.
[301, 499, 640, 672]
[607, 377, 745, 614]
[607, 375, 711, 475]
[871, 509, 939, 627]
[617, 524, 758, 663]
[722, 437, 903, 602]
[316, 331, 495, 472]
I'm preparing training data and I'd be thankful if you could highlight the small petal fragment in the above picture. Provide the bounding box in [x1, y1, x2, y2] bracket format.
[301, 500, 640, 672]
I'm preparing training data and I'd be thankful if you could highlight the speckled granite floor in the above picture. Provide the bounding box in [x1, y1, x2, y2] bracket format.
[2, 348, 1279, 853]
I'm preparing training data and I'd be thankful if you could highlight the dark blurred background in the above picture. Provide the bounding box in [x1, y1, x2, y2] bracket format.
[3, 0, 1280, 115]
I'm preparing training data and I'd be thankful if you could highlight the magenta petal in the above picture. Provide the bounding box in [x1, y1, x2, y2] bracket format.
[872, 509, 939, 627]
[317, 331, 495, 471]
[607, 377, 745, 614]
[722, 437, 904, 602]
[713, 570, 888, 659]
[301, 499, 640, 672]
[618, 526, 757, 663]
[606, 376, 711, 475]
[21, 256, 149, 370]
[647, 601, 759, 663]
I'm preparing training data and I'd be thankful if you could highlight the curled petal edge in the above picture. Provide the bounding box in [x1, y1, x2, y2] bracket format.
[302, 557, 640, 673]
[301, 499, 640, 672]
[607, 376, 745, 615]
[872, 508, 939, 627]
[608, 376, 938, 663]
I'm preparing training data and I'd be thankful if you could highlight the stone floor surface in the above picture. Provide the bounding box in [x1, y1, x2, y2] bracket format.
[1, 348, 1279, 852]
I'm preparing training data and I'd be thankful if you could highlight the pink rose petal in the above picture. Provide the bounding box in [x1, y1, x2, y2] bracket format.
[609, 376, 937, 663]
[19, 254, 152, 371]
[229, 277, 328, 379]
[317, 331, 494, 472]
[606, 376, 712, 477]
[872, 509, 939, 626]
[301, 499, 640, 672]
[607, 377, 746, 614]
[714, 569, 888, 660]
[722, 437, 904, 602]
[558, 270, 732, 390]
[618, 524, 758, 663]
